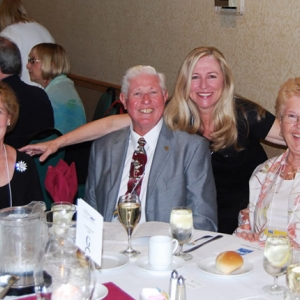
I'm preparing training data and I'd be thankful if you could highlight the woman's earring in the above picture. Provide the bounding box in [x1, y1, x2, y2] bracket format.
[7, 122, 10, 126]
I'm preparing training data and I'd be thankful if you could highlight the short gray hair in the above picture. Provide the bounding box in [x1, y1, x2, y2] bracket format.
[0, 37, 21, 75]
[121, 65, 166, 97]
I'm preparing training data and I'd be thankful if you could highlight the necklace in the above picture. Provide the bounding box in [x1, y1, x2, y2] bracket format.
[3, 144, 12, 207]
[280, 165, 300, 180]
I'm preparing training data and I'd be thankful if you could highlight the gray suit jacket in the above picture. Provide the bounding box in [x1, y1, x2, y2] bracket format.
[85, 122, 217, 231]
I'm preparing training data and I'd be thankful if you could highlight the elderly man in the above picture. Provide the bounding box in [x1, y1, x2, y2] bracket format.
[0, 37, 54, 148]
[85, 65, 217, 231]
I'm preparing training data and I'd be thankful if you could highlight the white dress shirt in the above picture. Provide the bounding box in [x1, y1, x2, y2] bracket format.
[112, 119, 163, 223]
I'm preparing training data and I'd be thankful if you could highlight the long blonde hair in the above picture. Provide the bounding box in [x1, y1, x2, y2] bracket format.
[164, 46, 237, 152]
[0, 0, 32, 31]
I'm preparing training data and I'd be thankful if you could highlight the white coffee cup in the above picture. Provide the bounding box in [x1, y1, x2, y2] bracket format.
[148, 235, 179, 271]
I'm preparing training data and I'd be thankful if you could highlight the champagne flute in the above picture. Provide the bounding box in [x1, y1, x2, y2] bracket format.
[117, 193, 141, 257]
[170, 206, 193, 261]
[284, 251, 300, 300]
[263, 235, 291, 295]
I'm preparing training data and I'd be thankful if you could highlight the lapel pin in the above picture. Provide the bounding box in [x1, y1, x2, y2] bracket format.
[164, 146, 169, 151]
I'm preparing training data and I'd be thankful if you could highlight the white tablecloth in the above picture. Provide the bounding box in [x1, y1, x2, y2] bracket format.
[97, 223, 284, 300]
[5, 222, 287, 300]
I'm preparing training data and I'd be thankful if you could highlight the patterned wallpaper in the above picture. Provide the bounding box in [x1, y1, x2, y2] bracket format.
[23, 0, 300, 155]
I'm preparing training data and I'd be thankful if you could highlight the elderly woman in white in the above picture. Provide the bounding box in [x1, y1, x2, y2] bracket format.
[235, 77, 300, 248]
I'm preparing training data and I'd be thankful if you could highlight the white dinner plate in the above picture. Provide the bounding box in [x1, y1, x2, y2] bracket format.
[197, 257, 253, 276]
[135, 256, 185, 272]
[97, 251, 129, 270]
[92, 283, 109, 300]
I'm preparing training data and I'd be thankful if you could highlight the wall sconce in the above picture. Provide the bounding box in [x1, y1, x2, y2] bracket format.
[215, 0, 244, 16]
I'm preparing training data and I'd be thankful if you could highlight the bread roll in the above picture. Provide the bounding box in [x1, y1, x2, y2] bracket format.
[215, 251, 244, 274]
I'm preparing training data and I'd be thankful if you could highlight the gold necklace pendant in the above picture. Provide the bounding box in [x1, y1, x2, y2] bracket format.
[280, 165, 299, 180]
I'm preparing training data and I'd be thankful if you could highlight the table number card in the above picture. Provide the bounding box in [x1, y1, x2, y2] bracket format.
[76, 199, 103, 266]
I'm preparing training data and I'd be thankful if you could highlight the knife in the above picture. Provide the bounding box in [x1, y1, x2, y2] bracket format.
[183, 235, 223, 253]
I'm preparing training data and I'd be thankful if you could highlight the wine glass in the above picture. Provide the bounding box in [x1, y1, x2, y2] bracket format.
[263, 235, 291, 295]
[35, 211, 95, 300]
[284, 251, 300, 299]
[51, 201, 77, 212]
[169, 206, 193, 261]
[117, 193, 141, 257]
[51, 202, 77, 227]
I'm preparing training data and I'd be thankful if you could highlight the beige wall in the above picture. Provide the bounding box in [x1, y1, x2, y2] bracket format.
[23, 0, 298, 155]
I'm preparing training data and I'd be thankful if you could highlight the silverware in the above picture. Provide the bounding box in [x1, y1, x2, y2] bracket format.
[183, 235, 223, 253]
[187, 235, 212, 246]
[0, 275, 19, 299]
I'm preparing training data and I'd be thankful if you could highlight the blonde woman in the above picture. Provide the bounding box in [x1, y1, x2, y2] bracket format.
[20, 47, 285, 233]
[0, 0, 54, 85]
[27, 43, 86, 134]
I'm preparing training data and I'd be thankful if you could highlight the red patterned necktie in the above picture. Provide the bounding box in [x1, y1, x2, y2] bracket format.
[126, 137, 147, 196]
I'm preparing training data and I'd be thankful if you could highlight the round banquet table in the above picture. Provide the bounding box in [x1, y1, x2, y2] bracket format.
[5, 222, 288, 300]
[97, 225, 285, 300]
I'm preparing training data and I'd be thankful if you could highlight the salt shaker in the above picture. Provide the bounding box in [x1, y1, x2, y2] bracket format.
[175, 276, 186, 300]
[169, 270, 178, 300]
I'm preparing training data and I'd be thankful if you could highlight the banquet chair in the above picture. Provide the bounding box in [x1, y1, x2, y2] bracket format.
[92, 87, 117, 120]
[26, 128, 65, 210]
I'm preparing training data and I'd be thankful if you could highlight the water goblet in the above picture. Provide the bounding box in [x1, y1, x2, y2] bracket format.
[117, 193, 141, 257]
[169, 206, 193, 261]
[51, 201, 77, 212]
[284, 251, 300, 299]
[35, 211, 95, 300]
[263, 235, 291, 295]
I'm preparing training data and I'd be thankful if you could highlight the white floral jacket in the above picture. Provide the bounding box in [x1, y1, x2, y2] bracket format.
[235, 150, 300, 248]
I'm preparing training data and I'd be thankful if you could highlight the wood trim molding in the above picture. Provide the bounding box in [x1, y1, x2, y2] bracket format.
[68, 73, 121, 95]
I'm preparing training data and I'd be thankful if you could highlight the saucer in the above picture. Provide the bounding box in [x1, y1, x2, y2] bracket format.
[92, 283, 108, 299]
[135, 256, 185, 272]
[96, 251, 129, 271]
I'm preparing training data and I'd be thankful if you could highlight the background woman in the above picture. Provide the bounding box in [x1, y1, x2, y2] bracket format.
[27, 43, 86, 134]
[0, 0, 54, 85]
[0, 81, 43, 208]
[236, 77, 300, 248]
[20, 47, 285, 233]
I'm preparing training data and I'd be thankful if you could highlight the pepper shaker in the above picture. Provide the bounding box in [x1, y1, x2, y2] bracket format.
[175, 276, 186, 300]
[169, 270, 178, 300]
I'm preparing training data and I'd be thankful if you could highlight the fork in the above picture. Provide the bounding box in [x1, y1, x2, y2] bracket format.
[186, 235, 212, 246]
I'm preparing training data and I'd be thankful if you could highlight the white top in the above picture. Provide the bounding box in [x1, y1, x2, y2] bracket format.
[0, 22, 55, 86]
[112, 119, 163, 223]
[266, 178, 293, 234]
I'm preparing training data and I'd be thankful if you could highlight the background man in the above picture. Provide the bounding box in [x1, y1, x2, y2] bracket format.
[0, 37, 54, 148]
